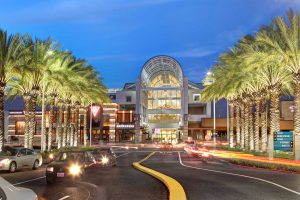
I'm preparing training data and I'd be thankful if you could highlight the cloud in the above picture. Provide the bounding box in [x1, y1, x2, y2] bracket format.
[86, 54, 145, 62]
[184, 65, 210, 81]
[1, 0, 181, 24]
[274, 0, 300, 8]
[171, 48, 216, 58]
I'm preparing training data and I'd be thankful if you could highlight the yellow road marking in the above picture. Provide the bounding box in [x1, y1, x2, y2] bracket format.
[132, 152, 187, 200]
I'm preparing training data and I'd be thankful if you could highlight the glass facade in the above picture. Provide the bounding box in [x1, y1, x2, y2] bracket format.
[152, 128, 177, 143]
[145, 74, 182, 127]
[148, 74, 180, 87]
[138, 55, 187, 143]
[148, 114, 180, 123]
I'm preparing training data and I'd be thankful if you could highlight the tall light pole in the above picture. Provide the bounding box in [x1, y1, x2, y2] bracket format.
[207, 71, 216, 146]
[89, 104, 92, 146]
[90, 104, 100, 146]
[213, 97, 216, 145]
[226, 101, 229, 141]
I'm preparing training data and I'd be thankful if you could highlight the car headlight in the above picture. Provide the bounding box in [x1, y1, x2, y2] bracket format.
[69, 164, 81, 175]
[101, 156, 109, 164]
[46, 167, 54, 172]
[49, 153, 54, 159]
[202, 152, 209, 157]
[0, 158, 9, 163]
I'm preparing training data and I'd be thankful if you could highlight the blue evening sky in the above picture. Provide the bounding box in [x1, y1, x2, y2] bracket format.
[0, 0, 299, 88]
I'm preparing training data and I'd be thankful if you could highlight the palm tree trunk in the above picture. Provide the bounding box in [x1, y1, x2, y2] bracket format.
[47, 94, 55, 151]
[229, 101, 234, 148]
[74, 105, 79, 147]
[244, 101, 249, 150]
[63, 104, 68, 147]
[0, 84, 5, 151]
[249, 102, 254, 151]
[240, 102, 245, 149]
[236, 102, 241, 147]
[29, 93, 37, 149]
[293, 75, 300, 135]
[269, 88, 280, 142]
[261, 98, 268, 151]
[70, 106, 74, 146]
[83, 107, 88, 146]
[70, 124, 74, 146]
[41, 93, 47, 152]
[254, 97, 260, 151]
[67, 105, 72, 146]
[57, 102, 64, 149]
[23, 94, 31, 148]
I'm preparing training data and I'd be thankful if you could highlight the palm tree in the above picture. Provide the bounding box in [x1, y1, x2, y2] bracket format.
[57, 98, 64, 149]
[7, 78, 32, 148]
[44, 51, 74, 150]
[240, 99, 245, 149]
[47, 93, 56, 151]
[256, 10, 300, 136]
[23, 37, 58, 149]
[1, 31, 108, 151]
[0, 30, 24, 150]
[235, 100, 241, 147]
[261, 97, 268, 151]
[240, 42, 291, 150]
[246, 77, 265, 151]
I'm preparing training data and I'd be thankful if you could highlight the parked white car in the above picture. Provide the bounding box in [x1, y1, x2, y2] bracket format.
[0, 176, 37, 200]
[0, 147, 42, 172]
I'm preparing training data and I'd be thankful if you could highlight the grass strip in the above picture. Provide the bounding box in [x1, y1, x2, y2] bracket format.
[229, 158, 300, 173]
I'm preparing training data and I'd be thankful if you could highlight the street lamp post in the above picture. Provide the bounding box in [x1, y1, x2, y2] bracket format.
[226, 101, 229, 142]
[213, 97, 216, 146]
[90, 104, 100, 146]
[89, 104, 92, 146]
[207, 71, 216, 146]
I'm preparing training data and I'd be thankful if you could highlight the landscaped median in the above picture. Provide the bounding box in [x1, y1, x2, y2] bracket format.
[229, 158, 300, 173]
[214, 148, 300, 173]
[132, 152, 187, 200]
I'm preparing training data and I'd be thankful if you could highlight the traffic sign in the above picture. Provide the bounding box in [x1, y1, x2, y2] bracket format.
[274, 131, 293, 151]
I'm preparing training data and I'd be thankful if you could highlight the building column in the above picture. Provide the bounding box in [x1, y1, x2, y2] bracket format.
[181, 77, 189, 141]
[135, 78, 142, 143]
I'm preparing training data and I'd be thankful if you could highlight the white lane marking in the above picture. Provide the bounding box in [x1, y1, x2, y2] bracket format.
[58, 195, 71, 200]
[178, 152, 300, 196]
[115, 150, 184, 153]
[13, 176, 46, 186]
[116, 152, 131, 158]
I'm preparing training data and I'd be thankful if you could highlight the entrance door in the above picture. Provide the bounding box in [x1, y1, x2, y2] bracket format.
[153, 128, 177, 143]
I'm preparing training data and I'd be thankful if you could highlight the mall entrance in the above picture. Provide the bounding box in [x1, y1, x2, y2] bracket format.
[152, 128, 178, 143]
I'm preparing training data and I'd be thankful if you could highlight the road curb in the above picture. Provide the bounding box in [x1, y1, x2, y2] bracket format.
[132, 152, 187, 200]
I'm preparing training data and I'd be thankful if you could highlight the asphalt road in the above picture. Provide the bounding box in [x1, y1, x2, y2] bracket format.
[1, 151, 168, 200]
[143, 151, 300, 200]
[1, 149, 300, 200]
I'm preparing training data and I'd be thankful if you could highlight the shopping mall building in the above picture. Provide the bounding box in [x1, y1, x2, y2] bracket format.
[4, 55, 295, 145]
[102, 55, 221, 143]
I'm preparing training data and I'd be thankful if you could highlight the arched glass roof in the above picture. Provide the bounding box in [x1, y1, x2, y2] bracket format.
[141, 55, 183, 88]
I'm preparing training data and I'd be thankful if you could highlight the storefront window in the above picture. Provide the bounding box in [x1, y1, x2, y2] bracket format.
[15, 121, 25, 135]
[148, 114, 180, 123]
[149, 74, 180, 88]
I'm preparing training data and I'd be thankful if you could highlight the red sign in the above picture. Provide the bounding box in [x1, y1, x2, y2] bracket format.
[91, 106, 100, 117]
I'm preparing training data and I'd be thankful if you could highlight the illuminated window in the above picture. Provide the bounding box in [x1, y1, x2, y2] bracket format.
[148, 114, 180, 123]
[15, 121, 25, 135]
[149, 74, 180, 88]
